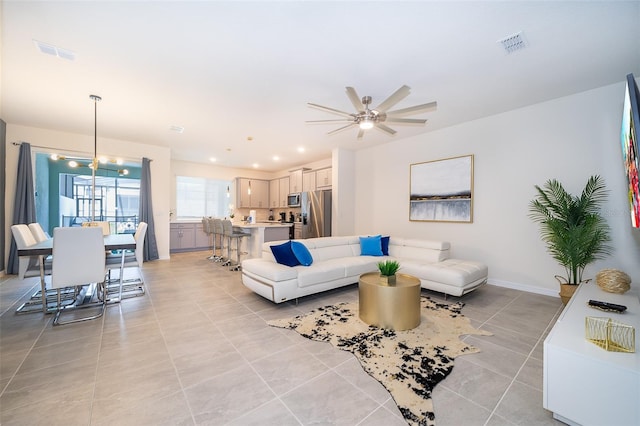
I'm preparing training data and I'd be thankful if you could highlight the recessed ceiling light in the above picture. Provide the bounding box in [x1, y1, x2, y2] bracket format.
[297, 147, 305, 153]
[169, 125, 184, 133]
[252, 163, 259, 168]
[273, 156, 280, 161]
[33, 39, 76, 60]
[209, 157, 217, 162]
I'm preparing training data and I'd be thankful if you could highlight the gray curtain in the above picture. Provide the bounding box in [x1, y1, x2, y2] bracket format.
[7, 142, 37, 274]
[139, 157, 159, 261]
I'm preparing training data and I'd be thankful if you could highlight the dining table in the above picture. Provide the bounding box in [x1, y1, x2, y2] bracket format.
[17, 233, 136, 314]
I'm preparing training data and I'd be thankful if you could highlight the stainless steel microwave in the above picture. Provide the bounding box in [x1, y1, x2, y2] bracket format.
[287, 193, 301, 207]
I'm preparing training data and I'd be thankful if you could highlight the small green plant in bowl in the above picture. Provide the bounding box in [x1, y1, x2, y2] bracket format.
[377, 260, 400, 284]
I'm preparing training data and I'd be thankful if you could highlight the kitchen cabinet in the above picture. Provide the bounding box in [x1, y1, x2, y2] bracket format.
[303, 171, 316, 192]
[316, 167, 332, 189]
[236, 178, 269, 208]
[289, 169, 303, 193]
[170, 223, 196, 252]
[294, 223, 302, 239]
[279, 176, 290, 207]
[270, 177, 290, 208]
[171, 223, 212, 253]
[194, 223, 212, 248]
[269, 179, 279, 208]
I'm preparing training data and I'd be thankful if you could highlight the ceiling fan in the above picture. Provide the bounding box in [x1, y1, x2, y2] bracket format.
[307, 85, 437, 139]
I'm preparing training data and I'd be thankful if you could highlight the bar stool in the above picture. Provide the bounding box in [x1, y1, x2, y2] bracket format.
[221, 219, 249, 271]
[212, 218, 224, 262]
[202, 217, 215, 260]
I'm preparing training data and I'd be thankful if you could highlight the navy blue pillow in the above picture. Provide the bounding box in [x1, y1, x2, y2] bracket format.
[270, 241, 300, 267]
[360, 235, 383, 256]
[381, 236, 390, 256]
[291, 241, 313, 266]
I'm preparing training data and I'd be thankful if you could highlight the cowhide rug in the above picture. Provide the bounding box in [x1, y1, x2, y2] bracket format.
[268, 296, 491, 426]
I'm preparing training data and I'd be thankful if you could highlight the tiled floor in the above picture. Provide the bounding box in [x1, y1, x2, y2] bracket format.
[0, 251, 565, 425]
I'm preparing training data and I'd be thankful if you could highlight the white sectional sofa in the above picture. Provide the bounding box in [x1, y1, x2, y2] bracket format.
[241, 236, 488, 304]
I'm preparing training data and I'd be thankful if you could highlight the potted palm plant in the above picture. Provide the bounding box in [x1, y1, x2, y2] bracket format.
[529, 175, 612, 304]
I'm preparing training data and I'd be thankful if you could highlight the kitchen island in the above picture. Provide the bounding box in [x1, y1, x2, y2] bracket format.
[233, 222, 293, 259]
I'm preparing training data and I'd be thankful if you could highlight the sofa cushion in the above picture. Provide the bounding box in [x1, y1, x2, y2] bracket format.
[343, 256, 380, 277]
[401, 259, 488, 288]
[242, 259, 298, 281]
[360, 235, 383, 256]
[291, 241, 313, 266]
[270, 241, 300, 267]
[297, 260, 346, 287]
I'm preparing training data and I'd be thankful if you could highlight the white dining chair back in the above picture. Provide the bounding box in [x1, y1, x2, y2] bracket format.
[51, 226, 107, 325]
[28, 222, 50, 243]
[52, 227, 106, 289]
[11, 224, 41, 279]
[132, 221, 148, 266]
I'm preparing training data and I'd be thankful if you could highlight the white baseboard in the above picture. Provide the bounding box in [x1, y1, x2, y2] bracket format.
[488, 278, 559, 298]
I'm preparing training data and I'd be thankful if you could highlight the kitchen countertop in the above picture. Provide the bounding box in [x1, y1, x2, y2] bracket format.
[234, 222, 293, 228]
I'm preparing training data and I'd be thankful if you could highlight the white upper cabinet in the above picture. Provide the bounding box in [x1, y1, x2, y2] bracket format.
[289, 169, 303, 193]
[303, 171, 316, 192]
[316, 167, 332, 189]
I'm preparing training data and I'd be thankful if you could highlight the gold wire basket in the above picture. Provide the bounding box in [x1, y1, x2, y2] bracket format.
[595, 269, 631, 294]
[585, 316, 635, 353]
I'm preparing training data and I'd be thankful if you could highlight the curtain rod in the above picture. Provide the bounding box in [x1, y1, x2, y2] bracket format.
[11, 141, 152, 161]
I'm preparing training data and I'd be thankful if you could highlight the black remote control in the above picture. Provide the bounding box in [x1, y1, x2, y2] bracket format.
[588, 299, 627, 313]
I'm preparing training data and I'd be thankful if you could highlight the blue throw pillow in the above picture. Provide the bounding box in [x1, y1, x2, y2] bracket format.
[360, 235, 383, 256]
[291, 241, 313, 266]
[381, 236, 390, 256]
[270, 241, 300, 267]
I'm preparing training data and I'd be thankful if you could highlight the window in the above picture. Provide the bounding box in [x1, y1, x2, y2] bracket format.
[176, 176, 231, 219]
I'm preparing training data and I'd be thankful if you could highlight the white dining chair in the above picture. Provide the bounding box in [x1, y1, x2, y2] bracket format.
[28, 222, 50, 243]
[51, 226, 107, 326]
[105, 222, 148, 298]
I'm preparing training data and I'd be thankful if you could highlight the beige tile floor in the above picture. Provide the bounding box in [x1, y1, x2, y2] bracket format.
[0, 251, 565, 425]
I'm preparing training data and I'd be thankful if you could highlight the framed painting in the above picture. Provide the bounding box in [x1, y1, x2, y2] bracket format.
[410, 154, 474, 222]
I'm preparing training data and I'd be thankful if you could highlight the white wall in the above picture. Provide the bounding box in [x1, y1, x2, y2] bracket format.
[5, 124, 172, 260]
[354, 81, 640, 296]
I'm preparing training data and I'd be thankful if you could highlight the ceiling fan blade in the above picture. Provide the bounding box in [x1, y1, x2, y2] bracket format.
[306, 119, 354, 124]
[375, 123, 397, 135]
[307, 102, 354, 118]
[374, 85, 411, 112]
[327, 123, 357, 135]
[385, 117, 427, 124]
[345, 87, 364, 111]
[357, 128, 365, 139]
[387, 101, 438, 117]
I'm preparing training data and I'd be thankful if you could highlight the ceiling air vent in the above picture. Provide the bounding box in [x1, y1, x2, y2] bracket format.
[498, 31, 527, 54]
[169, 125, 184, 134]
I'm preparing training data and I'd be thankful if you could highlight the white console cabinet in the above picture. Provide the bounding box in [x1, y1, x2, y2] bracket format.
[543, 282, 639, 426]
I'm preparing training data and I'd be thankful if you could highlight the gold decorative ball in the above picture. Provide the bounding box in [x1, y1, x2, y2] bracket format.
[596, 269, 631, 294]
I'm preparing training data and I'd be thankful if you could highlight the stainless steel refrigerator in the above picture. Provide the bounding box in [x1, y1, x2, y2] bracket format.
[301, 190, 332, 239]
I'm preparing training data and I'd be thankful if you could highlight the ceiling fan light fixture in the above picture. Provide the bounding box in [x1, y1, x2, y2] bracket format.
[359, 119, 374, 130]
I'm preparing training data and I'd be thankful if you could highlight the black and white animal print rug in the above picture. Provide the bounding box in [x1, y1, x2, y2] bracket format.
[268, 296, 491, 426]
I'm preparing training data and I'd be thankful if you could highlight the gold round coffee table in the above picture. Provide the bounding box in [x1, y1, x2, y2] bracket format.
[358, 272, 421, 331]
